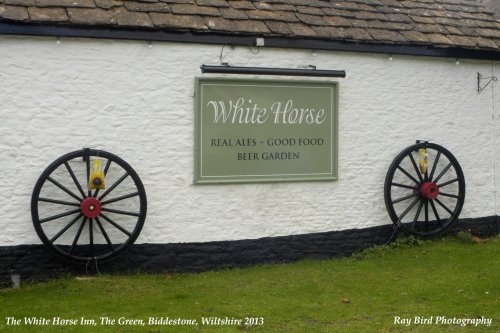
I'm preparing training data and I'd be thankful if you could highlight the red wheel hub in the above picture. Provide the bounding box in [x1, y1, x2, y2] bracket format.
[420, 182, 439, 200]
[80, 197, 102, 218]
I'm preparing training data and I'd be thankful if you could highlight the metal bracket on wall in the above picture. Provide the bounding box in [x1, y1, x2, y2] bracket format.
[477, 72, 497, 93]
[200, 64, 346, 78]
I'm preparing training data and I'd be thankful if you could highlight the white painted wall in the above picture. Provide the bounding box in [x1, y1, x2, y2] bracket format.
[0, 35, 498, 246]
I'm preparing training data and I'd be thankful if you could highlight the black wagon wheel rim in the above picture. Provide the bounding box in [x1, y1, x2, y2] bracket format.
[31, 149, 147, 263]
[384, 142, 465, 237]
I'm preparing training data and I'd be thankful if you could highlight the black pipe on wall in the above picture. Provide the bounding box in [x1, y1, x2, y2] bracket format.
[200, 65, 346, 78]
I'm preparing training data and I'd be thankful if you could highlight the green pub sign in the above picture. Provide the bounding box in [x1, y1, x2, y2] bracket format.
[195, 78, 339, 183]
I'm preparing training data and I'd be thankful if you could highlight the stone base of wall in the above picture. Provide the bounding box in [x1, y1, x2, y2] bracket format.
[1, 216, 497, 287]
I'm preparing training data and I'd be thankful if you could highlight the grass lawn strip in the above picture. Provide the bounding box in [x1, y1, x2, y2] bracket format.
[0, 235, 498, 332]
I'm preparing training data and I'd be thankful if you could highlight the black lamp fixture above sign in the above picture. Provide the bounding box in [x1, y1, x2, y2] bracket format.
[200, 64, 346, 78]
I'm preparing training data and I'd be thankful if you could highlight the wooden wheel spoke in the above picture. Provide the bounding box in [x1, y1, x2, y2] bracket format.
[101, 207, 140, 217]
[89, 218, 94, 257]
[439, 192, 459, 199]
[435, 198, 454, 215]
[410, 199, 424, 229]
[39, 197, 80, 207]
[433, 162, 453, 184]
[64, 162, 86, 198]
[50, 214, 83, 243]
[397, 166, 420, 185]
[397, 197, 420, 222]
[391, 183, 416, 190]
[424, 201, 429, 232]
[437, 178, 458, 187]
[40, 208, 81, 224]
[409, 153, 424, 183]
[47, 177, 82, 202]
[101, 192, 140, 206]
[392, 192, 419, 204]
[429, 151, 441, 181]
[85, 150, 91, 197]
[69, 217, 87, 255]
[100, 213, 132, 237]
[95, 217, 115, 252]
[429, 200, 444, 227]
[98, 173, 129, 201]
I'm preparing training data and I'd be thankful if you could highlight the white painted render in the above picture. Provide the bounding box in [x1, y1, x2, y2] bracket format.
[0, 35, 498, 245]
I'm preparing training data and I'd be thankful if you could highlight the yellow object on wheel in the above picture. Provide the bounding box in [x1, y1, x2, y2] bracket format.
[89, 159, 105, 190]
[419, 148, 428, 175]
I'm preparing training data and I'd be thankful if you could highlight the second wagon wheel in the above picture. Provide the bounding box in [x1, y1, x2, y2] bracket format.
[31, 149, 147, 263]
[384, 142, 465, 237]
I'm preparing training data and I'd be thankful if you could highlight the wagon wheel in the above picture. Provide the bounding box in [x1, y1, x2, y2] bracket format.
[31, 149, 147, 263]
[384, 142, 465, 237]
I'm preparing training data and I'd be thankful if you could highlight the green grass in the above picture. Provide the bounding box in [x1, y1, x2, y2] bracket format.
[0, 235, 498, 333]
